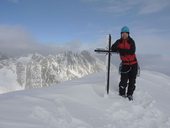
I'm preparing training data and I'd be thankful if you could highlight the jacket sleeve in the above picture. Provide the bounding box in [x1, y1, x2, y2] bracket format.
[111, 40, 119, 53]
[119, 38, 136, 55]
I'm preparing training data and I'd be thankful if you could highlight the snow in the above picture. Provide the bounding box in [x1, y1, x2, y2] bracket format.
[0, 70, 170, 128]
[0, 67, 23, 94]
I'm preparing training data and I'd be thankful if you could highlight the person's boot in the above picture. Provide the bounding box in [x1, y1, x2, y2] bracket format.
[119, 94, 127, 98]
[127, 95, 133, 101]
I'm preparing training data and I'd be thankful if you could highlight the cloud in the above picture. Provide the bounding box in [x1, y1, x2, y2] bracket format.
[8, 0, 20, 4]
[139, 0, 170, 14]
[0, 25, 65, 56]
[81, 0, 170, 14]
[0, 25, 36, 51]
[135, 35, 170, 55]
[0, 25, 93, 57]
[137, 54, 170, 76]
[81, 0, 138, 13]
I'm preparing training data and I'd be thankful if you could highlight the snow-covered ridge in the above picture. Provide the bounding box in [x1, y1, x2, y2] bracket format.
[0, 51, 106, 93]
[0, 70, 170, 128]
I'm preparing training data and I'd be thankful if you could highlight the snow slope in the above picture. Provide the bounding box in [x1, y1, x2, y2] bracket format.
[0, 65, 23, 94]
[0, 70, 170, 128]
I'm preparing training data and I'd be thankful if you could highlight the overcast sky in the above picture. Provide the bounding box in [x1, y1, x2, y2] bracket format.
[0, 0, 170, 56]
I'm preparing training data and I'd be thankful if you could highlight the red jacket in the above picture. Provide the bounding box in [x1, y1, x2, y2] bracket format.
[111, 37, 137, 65]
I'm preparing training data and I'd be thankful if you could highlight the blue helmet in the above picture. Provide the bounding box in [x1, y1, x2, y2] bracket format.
[121, 26, 130, 33]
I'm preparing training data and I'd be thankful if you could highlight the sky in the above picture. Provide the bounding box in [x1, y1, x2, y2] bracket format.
[0, 0, 170, 56]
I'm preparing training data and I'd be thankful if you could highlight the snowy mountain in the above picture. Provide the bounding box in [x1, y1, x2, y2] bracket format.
[0, 70, 170, 128]
[0, 51, 106, 93]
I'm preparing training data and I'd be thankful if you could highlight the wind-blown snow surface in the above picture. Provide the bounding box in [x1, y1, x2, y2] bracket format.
[0, 70, 170, 128]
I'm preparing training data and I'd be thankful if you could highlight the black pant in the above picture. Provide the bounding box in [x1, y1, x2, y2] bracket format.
[119, 63, 138, 96]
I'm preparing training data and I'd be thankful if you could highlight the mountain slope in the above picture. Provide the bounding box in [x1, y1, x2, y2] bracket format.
[0, 51, 106, 93]
[0, 70, 170, 128]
